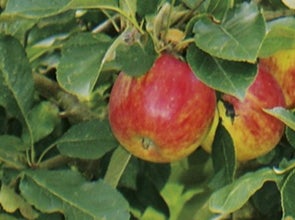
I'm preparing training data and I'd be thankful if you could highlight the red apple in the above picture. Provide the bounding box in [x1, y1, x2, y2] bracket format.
[202, 66, 286, 161]
[259, 49, 295, 109]
[108, 54, 216, 163]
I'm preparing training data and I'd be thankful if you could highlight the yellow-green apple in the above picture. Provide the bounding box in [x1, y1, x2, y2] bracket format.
[108, 54, 216, 163]
[260, 49, 295, 109]
[202, 66, 286, 161]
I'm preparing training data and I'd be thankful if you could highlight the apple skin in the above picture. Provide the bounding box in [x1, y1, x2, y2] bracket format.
[260, 49, 295, 108]
[202, 66, 286, 161]
[108, 54, 216, 163]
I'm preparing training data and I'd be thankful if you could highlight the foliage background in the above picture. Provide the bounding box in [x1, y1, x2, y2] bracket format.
[0, 0, 295, 219]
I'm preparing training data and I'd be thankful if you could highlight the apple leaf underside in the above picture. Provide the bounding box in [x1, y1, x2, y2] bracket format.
[209, 168, 280, 214]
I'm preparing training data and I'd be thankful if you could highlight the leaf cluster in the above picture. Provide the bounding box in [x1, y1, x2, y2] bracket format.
[0, 0, 295, 219]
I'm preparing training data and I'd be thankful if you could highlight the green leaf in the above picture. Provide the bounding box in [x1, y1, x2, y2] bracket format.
[178, 191, 222, 220]
[120, 0, 137, 17]
[104, 147, 131, 188]
[20, 169, 130, 220]
[67, 0, 118, 9]
[286, 127, 295, 148]
[136, 0, 159, 17]
[210, 123, 236, 189]
[24, 102, 60, 143]
[0, 184, 39, 219]
[57, 33, 113, 98]
[3, 0, 118, 19]
[193, 2, 266, 62]
[209, 168, 280, 214]
[0, 214, 19, 220]
[205, 0, 233, 21]
[0, 135, 27, 169]
[0, 16, 36, 43]
[3, 0, 71, 18]
[0, 35, 34, 145]
[187, 44, 257, 100]
[259, 17, 295, 57]
[183, 0, 204, 9]
[273, 158, 295, 175]
[56, 120, 118, 159]
[251, 182, 281, 218]
[263, 107, 295, 131]
[281, 169, 295, 219]
[113, 33, 157, 77]
[136, 174, 170, 218]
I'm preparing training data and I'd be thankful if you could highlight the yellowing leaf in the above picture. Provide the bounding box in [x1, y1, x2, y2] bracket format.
[0, 184, 39, 219]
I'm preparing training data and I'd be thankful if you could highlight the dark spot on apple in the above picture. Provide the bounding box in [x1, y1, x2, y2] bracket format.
[222, 100, 237, 124]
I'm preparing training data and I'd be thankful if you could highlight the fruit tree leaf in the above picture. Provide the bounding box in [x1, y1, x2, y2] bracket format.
[209, 168, 280, 214]
[0, 34, 34, 145]
[120, 0, 137, 18]
[56, 120, 118, 159]
[205, 0, 233, 22]
[3, 0, 118, 19]
[281, 169, 295, 219]
[0, 184, 39, 219]
[3, 0, 71, 18]
[57, 33, 113, 98]
[0, 135, 27, 169]
[24, 102, 60, 144]
[193, 2, 266, 62]
[187, 44, 257, 100]
[259, 17, 295, 58]
[20, 169, 129, 220]
[0, 214, 18, 220]
[66, 0, 118, 9]
[263, 107, 295, 131]
[104, 147, 131, 188]
[286, 127, 295, 149]
[0, 16, 36, 43]
[112, 33, 157, 77]
[136, 0, 159, 17]
[273, 158, 295, 175]
[210, 123, 236, 189]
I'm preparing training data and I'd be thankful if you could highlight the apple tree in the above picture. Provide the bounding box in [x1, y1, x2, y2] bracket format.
[0, 0, 295, 219]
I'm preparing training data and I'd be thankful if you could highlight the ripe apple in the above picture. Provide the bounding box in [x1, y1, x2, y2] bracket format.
[108, 54, 216, 163]
[259, 49, 295, 109]
[202, 66, 286, 161]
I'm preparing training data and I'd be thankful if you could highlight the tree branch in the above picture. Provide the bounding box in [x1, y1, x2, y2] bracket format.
[33, 73, 99, 122]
